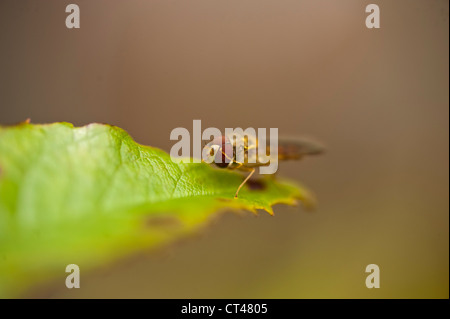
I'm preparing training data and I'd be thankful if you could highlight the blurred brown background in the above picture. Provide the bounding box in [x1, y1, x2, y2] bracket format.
[0, 0, 448, 298]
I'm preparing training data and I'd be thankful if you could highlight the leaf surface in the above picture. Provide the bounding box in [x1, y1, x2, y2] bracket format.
[0, 122, 313, 297]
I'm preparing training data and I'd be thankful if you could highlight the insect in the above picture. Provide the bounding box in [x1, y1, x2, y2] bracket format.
[202, 132, 324, 198]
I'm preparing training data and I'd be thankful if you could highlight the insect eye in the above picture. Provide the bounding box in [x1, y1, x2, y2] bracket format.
[205, 136, 233, 168]
[214, 144, 233, 168]
[214, 159, 229, 168]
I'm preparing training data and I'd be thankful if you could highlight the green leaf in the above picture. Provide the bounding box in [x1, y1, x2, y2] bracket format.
[0, 122, 314, 297]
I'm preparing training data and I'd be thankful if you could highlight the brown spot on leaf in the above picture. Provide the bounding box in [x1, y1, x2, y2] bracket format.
[144, 215, 182, 230]
[217, 198, 232, 202]
[247, 179, 266, 191]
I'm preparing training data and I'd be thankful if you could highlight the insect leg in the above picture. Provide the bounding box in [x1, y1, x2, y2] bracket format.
[234, 168, 256, 199]
[233, 162, 243, 169]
